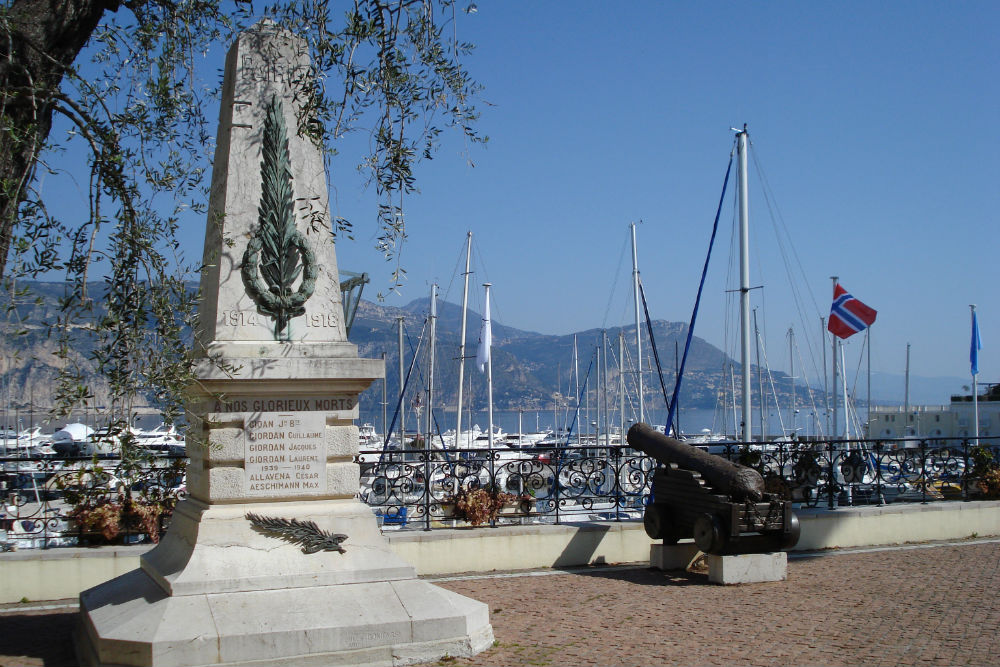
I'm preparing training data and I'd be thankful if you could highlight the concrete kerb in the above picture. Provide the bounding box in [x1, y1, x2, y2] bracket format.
[2, 500, 999, 603]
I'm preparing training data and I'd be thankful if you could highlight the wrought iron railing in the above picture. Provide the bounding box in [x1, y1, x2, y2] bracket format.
[2, 436, 998, 547]
[0, 454, 186, 550]
[358, 436, 1000, 530]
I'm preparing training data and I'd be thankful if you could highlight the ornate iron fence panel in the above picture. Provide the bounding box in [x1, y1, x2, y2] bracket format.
[358, 436, 1000, 531]
[1, 454, 187, 550]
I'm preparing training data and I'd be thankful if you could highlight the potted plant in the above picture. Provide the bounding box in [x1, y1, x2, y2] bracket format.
[451, 487, 518, 526]
[57, 458, 181, 544]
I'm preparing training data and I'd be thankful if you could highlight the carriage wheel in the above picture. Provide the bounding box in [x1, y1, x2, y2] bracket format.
[693, 513, 727, 554]
[779, 512, 801, 549]
[643, 504, 679, 544]
[763, 512, 801, 550]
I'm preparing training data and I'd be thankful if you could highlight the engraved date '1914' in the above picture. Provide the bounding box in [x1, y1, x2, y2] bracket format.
[222, 310, 337, 328]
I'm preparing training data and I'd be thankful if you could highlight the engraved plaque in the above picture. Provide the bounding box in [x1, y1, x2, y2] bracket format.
[214, 396, 355, 413]
[245, 412, 326, 496]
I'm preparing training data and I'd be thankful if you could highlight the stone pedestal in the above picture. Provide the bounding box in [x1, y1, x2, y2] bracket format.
[76, 20, 492, 667]
[649, 542, 701, 570]
[77, 503, 492, 667]
[706, 552, 787, 585]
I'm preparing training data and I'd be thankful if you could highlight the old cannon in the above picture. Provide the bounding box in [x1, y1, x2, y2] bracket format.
[628, 423, 800, 555]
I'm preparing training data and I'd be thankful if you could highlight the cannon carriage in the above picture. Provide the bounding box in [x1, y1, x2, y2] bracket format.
[628, 423, 800, 555]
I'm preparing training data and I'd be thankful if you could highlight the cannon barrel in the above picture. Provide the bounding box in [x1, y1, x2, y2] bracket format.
[627, 422, 764, 501]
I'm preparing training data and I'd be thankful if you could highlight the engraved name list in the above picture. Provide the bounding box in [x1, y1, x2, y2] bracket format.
[245, 412, 327, 496]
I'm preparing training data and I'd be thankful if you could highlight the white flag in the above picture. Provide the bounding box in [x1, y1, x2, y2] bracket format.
[476, 289, 491, 373]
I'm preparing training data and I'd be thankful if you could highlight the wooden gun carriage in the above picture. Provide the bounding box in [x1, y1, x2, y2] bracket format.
[628, 423, 800, 555]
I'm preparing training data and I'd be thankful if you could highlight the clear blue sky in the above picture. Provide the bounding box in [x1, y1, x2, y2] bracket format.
[331, 1, 998, 393]
[39, 1, 999, 398]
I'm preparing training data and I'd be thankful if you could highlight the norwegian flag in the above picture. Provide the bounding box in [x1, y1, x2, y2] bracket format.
[828, 283, 877, 339]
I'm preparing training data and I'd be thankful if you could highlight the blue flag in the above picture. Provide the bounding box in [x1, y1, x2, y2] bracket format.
[971, 311, 982, 376]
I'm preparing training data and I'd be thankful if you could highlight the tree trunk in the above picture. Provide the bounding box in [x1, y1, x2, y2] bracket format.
[0, 0, 115, 279]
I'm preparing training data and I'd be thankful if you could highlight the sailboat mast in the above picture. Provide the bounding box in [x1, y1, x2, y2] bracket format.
[729, 365, 738, 439]
[484, 283, 494, 450]
[788, 326, 796, 435]
[455, 231, 472, 446]
[381, 352, 387, 438]
[619, 331, 626, 443]
[737, 126, 752, 442]
[573, 334, 581, 445]
[397, 316, 405, 444]
[427, 283, 437, 448]
[602, 330, 610, 446]
[631, 222, 644, 423]
[753, 307, 765, 440]
[904, 341, 911, 429]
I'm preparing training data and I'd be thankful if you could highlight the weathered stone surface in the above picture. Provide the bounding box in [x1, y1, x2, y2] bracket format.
[706, 551, 788, 584]
[78, 569, 493, 667]
[196, 20, 344, 348]
[140, 499, 417, 596]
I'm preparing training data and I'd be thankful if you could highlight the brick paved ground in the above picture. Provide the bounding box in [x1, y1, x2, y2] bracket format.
[1, 541, 998, 666]
[425, 542, 1000, 666]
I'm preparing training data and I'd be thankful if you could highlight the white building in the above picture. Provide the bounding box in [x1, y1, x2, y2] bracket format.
[867, 383, 999, 439]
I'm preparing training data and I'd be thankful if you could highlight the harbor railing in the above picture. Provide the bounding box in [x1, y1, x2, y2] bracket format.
[359, 435, 1000, 530]
[0, 454, 186, 550]
[2, 436, 998, 547]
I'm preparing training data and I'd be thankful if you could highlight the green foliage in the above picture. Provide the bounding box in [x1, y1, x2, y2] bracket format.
[971, 445, 1000, 498]
[0, 0, 482, 427]
[264, 0, 486, 297]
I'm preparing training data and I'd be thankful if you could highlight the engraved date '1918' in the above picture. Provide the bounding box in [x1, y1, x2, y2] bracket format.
[222, 310, 337, 328]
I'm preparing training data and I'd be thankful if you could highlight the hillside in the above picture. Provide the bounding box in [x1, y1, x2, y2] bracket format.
[0, 281, 802, 420]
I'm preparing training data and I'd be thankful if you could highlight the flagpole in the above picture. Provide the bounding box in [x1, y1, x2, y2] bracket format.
[821, 316, 829, 437]
[830, 276, 839, 438]
[841, 343, 850, 440]
[866, 328, 871, 438]
[971, 304, 979, 445]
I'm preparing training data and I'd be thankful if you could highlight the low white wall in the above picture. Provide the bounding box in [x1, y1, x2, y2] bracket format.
[384, 521, 651, 575]
[388, 500, 1000, 575]
[793, 501, 1000, 551]
[0, 544, 148, 604]
[2, 501, 998, 603]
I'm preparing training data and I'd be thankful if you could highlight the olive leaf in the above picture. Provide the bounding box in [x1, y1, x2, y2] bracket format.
[246, 512, 347, 554]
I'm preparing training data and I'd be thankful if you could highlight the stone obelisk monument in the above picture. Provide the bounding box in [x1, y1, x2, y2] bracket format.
[76, 21, 492, 667]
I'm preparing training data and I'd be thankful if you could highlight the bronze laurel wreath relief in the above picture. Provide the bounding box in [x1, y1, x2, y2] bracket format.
[241, 95, 317, 340]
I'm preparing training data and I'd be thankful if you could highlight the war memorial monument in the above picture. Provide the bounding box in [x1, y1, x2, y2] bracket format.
[76, 21, 493, 666]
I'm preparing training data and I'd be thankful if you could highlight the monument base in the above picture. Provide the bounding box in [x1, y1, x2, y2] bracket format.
[706, 551, 787, 585]
[76, 571, 492, 667]
[75, 498, 493, 666]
